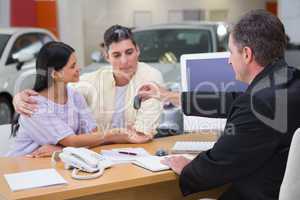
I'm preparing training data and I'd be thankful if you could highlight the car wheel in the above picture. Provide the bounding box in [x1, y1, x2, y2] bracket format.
[0, 97, 14, 124]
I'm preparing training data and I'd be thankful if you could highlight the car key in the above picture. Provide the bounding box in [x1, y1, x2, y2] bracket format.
[133, 95, 142, 110]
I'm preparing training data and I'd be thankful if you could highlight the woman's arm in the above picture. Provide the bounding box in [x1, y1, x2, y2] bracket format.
[58, 130, 105, 148]
[101, 128, 152, 144]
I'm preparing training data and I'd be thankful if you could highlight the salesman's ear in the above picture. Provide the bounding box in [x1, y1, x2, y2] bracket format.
[243, 46, 254, 64]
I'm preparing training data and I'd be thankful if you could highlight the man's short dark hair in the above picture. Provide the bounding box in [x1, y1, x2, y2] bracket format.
[104, 25, 136, 50]
[231, 9, 287, 66]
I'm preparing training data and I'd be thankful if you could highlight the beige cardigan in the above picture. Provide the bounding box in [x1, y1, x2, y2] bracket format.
[73, 62, 164, 135]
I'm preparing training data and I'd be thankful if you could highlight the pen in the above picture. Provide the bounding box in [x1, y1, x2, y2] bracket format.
[118, 151, 137, 156]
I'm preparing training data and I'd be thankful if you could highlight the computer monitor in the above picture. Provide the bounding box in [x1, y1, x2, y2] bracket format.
[180, 52, 247, 132]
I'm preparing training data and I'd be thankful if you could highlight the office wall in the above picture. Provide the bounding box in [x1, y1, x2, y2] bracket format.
[57, 0, 85, 67]
[57, 0, 274, 65]
[105, 0, 271, 26]
[10, 0, 36, 27]
[85, 0, 272, 64]
[9, 0, 58, 37]
[278, 0, 300, 43]
[82, 0, 108, 66]
[1, 0, 277, 65]
[0, 0, 10, 27]
[36, 0, 59, 37]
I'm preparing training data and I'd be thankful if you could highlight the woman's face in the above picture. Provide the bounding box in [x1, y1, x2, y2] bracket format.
[55, 53, 80, 83]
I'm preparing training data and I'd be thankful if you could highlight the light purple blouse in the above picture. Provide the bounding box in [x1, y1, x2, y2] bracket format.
[7, 87, 97, 156]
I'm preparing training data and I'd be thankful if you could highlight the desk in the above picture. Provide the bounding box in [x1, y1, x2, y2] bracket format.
[0, 132, 227, 200]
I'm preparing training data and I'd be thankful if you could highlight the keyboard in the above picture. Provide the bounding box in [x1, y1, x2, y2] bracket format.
[171, 141, 215, 154]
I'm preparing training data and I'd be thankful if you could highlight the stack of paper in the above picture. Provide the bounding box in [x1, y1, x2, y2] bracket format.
[4, 168, 67, 192]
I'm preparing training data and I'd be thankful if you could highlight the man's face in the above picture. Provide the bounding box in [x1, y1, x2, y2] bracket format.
[106, 39, 139, 81]
[228, 34, 248, 83]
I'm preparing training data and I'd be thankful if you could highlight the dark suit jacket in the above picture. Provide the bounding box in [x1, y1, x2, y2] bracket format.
[179, 59, 300, 200]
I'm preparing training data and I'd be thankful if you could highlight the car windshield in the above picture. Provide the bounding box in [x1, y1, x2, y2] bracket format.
[133, 29, 212, 63]
[0, 34, 11, 59]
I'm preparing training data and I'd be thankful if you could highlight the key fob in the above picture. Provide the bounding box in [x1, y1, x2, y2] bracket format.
[133, 95, 142, 110]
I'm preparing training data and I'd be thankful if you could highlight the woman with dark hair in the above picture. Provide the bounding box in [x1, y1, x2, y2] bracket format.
[7, 41, 106, 157]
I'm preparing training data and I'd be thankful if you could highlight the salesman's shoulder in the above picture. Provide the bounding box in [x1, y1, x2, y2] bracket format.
[234, 65, 300, 118]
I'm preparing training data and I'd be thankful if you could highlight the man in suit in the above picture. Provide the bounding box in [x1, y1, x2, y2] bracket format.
[138, 9, 300, 199]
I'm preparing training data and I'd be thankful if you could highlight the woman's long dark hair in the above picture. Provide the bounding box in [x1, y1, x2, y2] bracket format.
[11, 42, 75, 137]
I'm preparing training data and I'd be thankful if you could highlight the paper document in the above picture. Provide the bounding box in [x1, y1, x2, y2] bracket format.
[133, 156, 170, 172]
[4, 168, 67, 192]
[171, 141, 216, 154]
[100, 147, 151, 164]
[100, 148, 170, 172]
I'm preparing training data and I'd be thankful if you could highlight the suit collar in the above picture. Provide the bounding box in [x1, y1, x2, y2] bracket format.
[246, 58, 289, 92]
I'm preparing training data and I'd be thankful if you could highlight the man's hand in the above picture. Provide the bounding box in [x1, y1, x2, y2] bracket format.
[27, 144, 63, 158]
[161, 156, 192, 175]
[138, 82, 169, 102]
[125, 123, 152, 143]
[138, 82, 181, 106]
[13, 89, 38, 116]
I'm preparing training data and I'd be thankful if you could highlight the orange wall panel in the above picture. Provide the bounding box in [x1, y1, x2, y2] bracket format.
[36, 0, 59, 38]
[266, 2, 277, 16]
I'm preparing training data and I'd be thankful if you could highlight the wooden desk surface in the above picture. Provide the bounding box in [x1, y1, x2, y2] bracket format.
[0, 132, 225, 200]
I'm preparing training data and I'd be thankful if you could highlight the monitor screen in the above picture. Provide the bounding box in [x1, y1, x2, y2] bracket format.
[181, 52, 247, 92]
[180, 52, 248, 132]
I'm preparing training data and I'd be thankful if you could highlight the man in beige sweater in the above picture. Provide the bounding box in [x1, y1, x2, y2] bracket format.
[13, 25, 163, 156]
[76, 25, 163, 142]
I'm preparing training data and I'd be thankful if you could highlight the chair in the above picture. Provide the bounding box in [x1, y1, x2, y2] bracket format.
[279, 128, 300, 199]
[0, 124, 13, 156]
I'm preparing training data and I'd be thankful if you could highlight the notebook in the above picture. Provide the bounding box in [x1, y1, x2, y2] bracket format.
[171, 141, 215, 154]
[132, 156, 170, 172]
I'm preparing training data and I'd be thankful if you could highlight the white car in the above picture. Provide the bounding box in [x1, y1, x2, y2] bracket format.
[0, 28, 56, 124]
